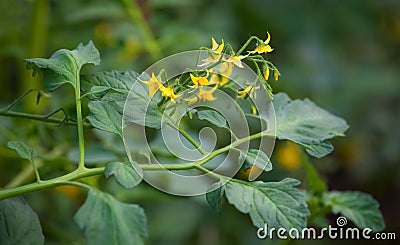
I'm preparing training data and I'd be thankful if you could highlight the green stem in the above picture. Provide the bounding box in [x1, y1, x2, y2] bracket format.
[0, 130, 270, 200]
[75, 74, 85, 170]
[5, 162, 43, 188]
[166, 117, 207, 155]
[0, 110, 91, 127]
[121, 0, 161, 60]
[236, 36, 259, 56]
[0, 167, 103, 201]
[30, 160, 41, 183]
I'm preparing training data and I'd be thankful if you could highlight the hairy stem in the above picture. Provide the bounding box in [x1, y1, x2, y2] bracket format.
[75, 74, 85, 169]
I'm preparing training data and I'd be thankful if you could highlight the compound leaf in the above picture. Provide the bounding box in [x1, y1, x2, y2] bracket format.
[74, 189, 147, 245]
[323, 191, 385, 232]
[268, 93, 349, 158]
[26, 41, 100, 91]
[224, 178, 309, 230]
[7, 141, 37, 161]
[0, 196, 44, 245]
[105, 161, 143, 188]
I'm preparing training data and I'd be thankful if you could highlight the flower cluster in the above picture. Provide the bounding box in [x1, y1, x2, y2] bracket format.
[142, 32, 280, 113]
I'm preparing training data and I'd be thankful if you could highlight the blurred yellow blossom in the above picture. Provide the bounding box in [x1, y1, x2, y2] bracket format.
[202, 38, 224, 64]
[276, 141, 302, 170]
[209, 62, 234, 86]
[225, 54, 248, 68]
[198, 85, 217, 101]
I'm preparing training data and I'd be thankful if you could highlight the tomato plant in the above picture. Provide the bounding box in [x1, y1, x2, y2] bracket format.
[0, 33, 385, 244]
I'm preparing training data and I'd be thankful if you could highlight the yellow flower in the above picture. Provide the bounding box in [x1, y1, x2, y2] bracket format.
[274, 69, 279, 81]
[186, 85, 218, 104]
[198, 85, 217, 101]
[237, 85, 258, 99]
[225, 54, 248, 68]
[202, 38, 224, 64]
[211, 38, 224, 53]
[209, 62, 234, 86]
[142, 72, 162, 97]
[264, 68, 270, 81]
[249, 32, 274, 54]
[159, 85, 180, 103]
[190, 70, 210, 88]
[185, 96, 199, 104]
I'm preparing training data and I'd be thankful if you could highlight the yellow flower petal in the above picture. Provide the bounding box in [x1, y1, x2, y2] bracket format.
[198, 85, 218, 101]
[190, 70, 210, 88]
[160, 85, 180, 103]
[142, 72, 162, 97]
[209, 62, 234, 86]
[225, 55, 248, 68]
[248, 32, 274, 54]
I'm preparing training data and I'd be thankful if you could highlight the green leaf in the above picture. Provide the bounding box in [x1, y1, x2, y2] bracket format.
[105, 161, 143, 188]
[224, 178, 309, 230]
[206, 181, 225, 213]
[323, 191, 385, 232]
[0, 196, 44, 245]
[26, 41, 100, 91]
[81, 70, 138, 99]
[238, 149, 272, 172]
[124, 81, 163, 129]
[269, 93, 349, 158]
[87, 101, 122, 136]
[74, 189, 147, 245]
[7, 141, 37, 161]
[197, 110, 228, 128]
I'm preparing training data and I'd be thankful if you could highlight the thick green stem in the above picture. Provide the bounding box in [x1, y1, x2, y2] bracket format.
[0, 167, 103, 201]
[75, 75, 85, 169]
[0, 130, 270, 200]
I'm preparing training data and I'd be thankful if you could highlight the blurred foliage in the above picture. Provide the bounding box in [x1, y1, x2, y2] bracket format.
[0, 0, 399, 244]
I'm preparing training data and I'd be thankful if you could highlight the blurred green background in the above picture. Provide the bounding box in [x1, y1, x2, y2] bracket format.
[0, 0, 399, 244]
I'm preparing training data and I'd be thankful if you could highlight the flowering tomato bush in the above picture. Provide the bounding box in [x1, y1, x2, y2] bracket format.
[0, 33, 385, 244]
